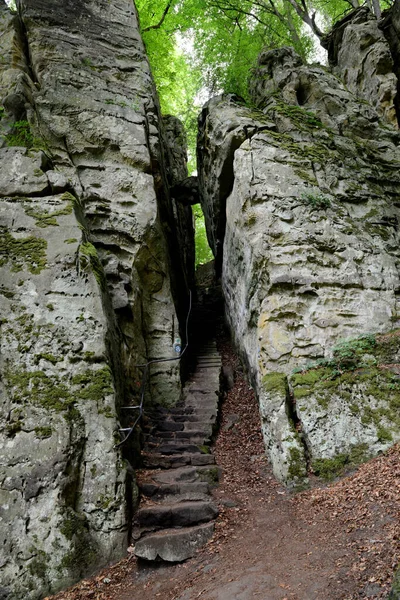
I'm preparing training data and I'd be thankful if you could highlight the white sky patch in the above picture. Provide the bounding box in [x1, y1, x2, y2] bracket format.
[176, 30, 214, 105]
[305, 11, 329, 65]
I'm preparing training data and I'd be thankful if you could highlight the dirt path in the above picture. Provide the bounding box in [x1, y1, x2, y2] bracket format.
[50, 336, 400, 600]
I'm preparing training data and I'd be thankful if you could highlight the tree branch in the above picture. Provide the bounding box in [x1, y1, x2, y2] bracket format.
[142, 0, 173, 32]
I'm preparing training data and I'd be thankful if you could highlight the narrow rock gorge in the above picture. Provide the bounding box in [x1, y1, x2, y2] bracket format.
[1, 0, 400, 598]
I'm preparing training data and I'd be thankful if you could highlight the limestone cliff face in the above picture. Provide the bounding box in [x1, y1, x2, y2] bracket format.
[0, 0, 190, 597]
[198, 11, 400, 486]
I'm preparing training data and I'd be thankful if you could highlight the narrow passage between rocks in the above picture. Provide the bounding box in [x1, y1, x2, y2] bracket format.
[48, 272, 400, 600]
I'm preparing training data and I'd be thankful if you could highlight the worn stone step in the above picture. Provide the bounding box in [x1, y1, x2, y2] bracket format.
[143, 443, 204, 455]
[136, 500, 218, 529]
[142, 452, 216, 469]
[196, 358, 221, 363]
[134, 522, 215, 562]
[148, 465, 220, 486]
[139, 481, 210, 499]
[184, 421, 214, 433]
[148, 430, 210, 441]
[154, 421, 184, 432]
[173, 410, 217, 422]
[151, 466, 200, 484]
[185, 398, 218, 410]
[169, 406, 193, 415]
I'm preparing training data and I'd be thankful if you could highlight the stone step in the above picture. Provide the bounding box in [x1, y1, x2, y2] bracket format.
[185, 398, 219, 410]
[172, 410, 217, 422]
[151, 466, 200, 484]
[148, 465, 221, 486]
[147, 430, 210, 441]
[134, 522, 215, 562]
[143, 443, 204, 455]
[154, 421, 184, 432]
[184, 421, 214, 433]
[139, 480, 210, 499]
[136, 500, 218, 529]
[142, 452, 216, 469]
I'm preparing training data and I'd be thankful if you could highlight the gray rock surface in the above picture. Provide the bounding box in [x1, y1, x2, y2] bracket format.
[380, 0, 400, 128]
[323, 7, 398, 126]
[0, 0, 190, 597]
[134, 522, 215, 562]
[198, 39, 400, 485]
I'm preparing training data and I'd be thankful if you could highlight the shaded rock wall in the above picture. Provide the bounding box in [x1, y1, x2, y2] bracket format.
[322, 7, 398, 126]
[198, 13, 400, 486]
[381, 0, 400, 127]
[0, 0, 191, 597]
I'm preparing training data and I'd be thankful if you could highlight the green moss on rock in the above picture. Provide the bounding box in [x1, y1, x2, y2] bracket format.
[287, 446, 307, 479]
[0, 229, 47, 274]
[312, 443, 370, 480]
[72, 367, 114, 401]
[28, 549, 48, 580]
[59, 510, 96, 574]
[389, 565, 400, 599]
[24, 201, 73, 228]
[78, 242, 106, 289]
[262, 372, 287, 394]
[34, 426, 52, 439]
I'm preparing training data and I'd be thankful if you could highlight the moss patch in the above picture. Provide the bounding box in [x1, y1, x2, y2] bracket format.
[34, 426, 53, 439]
[5, 120, 33, 147]
[288, 446, 307, 479]
[72, 367, 114, 401]
[0, 229, 47, 274]
[24, 201, 73, 228]
[78, 242, 106, 289]
[59, 510, 96, 574]
[312, 443, 370, 480]
[28, 549, 49, 579]
[262, 372, 287, 395]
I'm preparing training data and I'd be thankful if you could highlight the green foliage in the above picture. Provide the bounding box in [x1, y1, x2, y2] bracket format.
[292, 334, 378, 381]
[34, 426, 53, 439]
[193, 204, 213, 266]
[5, 120, 33, 147]
[301, 191, 331, 210]
[332, 334, 377, 372]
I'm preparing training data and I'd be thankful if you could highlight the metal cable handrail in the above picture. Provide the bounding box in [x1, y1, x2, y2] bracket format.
[114, 290, 192, 449]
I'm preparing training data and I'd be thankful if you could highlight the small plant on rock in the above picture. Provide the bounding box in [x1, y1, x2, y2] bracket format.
[5, 120, 33, 147]
[301, 191, 331, 210]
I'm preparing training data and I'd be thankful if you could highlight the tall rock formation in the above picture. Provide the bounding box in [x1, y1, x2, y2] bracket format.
[198, 9, 400, 487]
[0, 0, 192, 597]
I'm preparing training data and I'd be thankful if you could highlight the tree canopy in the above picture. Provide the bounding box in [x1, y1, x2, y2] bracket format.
[137, 0, 392, 116]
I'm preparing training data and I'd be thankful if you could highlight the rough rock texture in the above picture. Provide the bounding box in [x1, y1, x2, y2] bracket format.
[322, 7, 398, 127]
[198, 31, 400, 486]
[0, 0, 191, 597]
[380, 0, 400, 127]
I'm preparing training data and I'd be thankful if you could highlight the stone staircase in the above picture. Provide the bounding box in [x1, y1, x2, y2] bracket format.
[133, 339, 222, 562]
